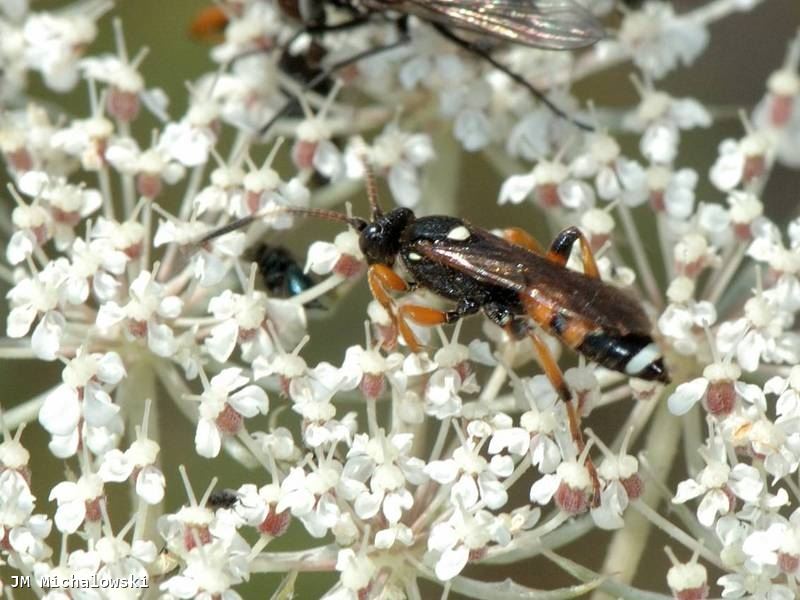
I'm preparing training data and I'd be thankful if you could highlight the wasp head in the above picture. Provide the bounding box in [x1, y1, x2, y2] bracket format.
[359, 207, 414, 265]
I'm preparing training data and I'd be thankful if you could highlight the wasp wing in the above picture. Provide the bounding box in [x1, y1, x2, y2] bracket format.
[397, 0, 606, 50]
[412, 226, 652, 335]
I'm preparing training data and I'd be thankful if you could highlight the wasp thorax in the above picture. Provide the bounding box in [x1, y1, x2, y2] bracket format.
[359, 208, 414, 265]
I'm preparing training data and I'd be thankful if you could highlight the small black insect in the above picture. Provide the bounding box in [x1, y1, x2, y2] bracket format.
[207, 488, 241, 510]
[249, 243, 318, 301]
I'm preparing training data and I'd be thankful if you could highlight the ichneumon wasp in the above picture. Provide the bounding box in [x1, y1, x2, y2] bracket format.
[196, 163, 669, 502]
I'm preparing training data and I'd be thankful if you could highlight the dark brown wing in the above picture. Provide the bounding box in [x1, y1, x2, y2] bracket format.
[391, 0, 606, 50]
[412, 225, 652, 336]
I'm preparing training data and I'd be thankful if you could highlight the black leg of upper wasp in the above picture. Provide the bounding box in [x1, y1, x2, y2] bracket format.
[258, 36, 411, 137]
[547, 226, 600, 278]
[430, 23, 594, 133]
[305, 16, 371, 35]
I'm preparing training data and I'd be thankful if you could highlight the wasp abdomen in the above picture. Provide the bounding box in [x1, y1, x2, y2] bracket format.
[578, 331, 668, 383]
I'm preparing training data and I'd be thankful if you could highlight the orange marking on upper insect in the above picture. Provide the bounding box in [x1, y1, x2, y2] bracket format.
[189, 5, 230, 43]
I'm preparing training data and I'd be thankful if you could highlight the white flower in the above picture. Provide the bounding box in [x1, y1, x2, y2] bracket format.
[98, 406, 164, 505]
[347, 125, 435, 208]
[665, 550, 708, 600]
[491, 375, 564, 473]
[428, 505, 499, 581]
[766, 366, 800, 423]
[6, 257, 69, 360]
[105, 137, 185, 198]
[716, 292, 800, 372]
[341, 432, 426, 528]
[38, 348, 124, 457]
[618, 4, 709, 80]
[673, 443, 762, 527]
[667, 361, 740, 416]
[160, 538, 249, 598]
[49, 473, 105, 533]
[570, 134, 648, 205]
[305, 229, 364, 278]
[334, 548, 377, 597]
[505, 110, 553, 162]
[6, 195, 50, 265]
[277, 463, 341, 538]
[95, 268, 183, 357]
[64, 236, 127, 303]
[498, 157, 585, 209]
[339, 342, 404, 400]
[591, 428, 642, 530]
[426, 438, 512, 510]
[0, 471, 52, 569]
[624, 87, 710, 164]
[159, 115, 218, 168]
[205, 286, 270, 363]
[424, 367, 479, 419]
[193, 368, 268, 458]
[530, 455, 594, 515]
[91, 216, 146, 262]
[23, 12, 100, 91]
[658, 288, 717, 357]
[709, 133, 771, 191]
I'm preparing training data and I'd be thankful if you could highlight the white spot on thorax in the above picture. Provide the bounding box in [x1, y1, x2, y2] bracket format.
[408, 252, 422, 261]
[446, 225, 470, 241]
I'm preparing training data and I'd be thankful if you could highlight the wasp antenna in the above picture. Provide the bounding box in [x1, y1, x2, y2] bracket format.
[197, 206, 366, 247]
[360, 155, 382, 219]
[198, 214, 259, 245]
[288, 207, 367, 230]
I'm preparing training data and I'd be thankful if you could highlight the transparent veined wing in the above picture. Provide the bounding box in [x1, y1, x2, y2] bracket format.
[410, 226, 653, 335]
[396, 0, 607, 50]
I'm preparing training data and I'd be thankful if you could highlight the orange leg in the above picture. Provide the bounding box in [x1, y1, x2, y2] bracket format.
[546, 226, 600, 279]
[398, 304, 451, 326]
[368, 264, 409, 302]
[527, 327, 601, 504]
[397, 301, 480, 352]
[503, 227, 544, 254]
[398, 302, 477, 352]
[368, 265, 426, 351]
[395, 304, 450, 352]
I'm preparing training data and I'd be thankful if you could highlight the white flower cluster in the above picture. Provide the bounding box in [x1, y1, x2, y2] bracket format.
[1, 0, 799, 599]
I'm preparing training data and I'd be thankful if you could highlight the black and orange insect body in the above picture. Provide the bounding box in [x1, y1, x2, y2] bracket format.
[361, 210, 668, 384]
[198, 168, 668, 503]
